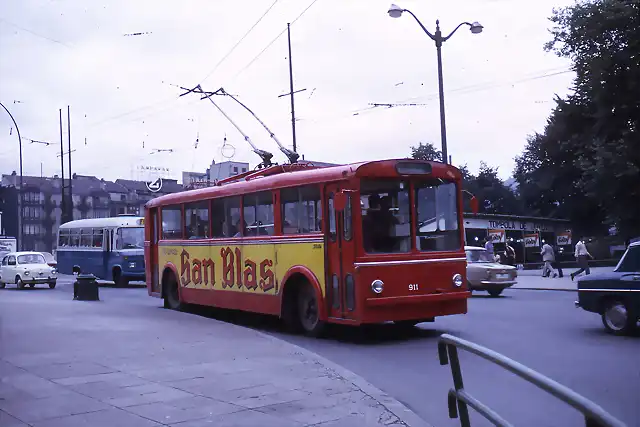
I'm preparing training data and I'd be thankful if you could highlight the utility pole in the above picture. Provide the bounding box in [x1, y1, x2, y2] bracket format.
[287, 23, 297, 153]
[277, 24, 306, 158]
[59, 109, 66, 224]
[0, 102, 23, 249]
[67, 106, 72, 221]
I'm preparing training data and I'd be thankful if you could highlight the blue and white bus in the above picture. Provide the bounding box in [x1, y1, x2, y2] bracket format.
[56, 216, 145, 286]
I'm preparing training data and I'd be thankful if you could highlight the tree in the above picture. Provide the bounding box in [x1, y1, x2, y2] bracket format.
[516, 0, 640, 238]
[410, 142, 442, 162]
[410, 144, 522, 214]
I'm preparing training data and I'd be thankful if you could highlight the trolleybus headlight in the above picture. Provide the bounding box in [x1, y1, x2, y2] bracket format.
[452, 274, 463, 288]
[371, 279, 384, 294]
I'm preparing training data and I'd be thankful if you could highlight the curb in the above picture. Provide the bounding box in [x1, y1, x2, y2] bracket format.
[255, 331, 435, 427]
[510, 287, 577, 292]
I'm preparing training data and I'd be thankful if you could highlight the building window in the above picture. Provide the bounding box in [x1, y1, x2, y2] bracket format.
[243, 192, 274, 236]
[281, 186, 322, 234]
[162, 206, 182, 239]
[242, 168, 247, 173]
[184, 201, 209, 239]
[233, 167, 238, 174]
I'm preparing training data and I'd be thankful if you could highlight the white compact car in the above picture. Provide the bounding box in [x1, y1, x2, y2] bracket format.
[0, 252, 58, 289]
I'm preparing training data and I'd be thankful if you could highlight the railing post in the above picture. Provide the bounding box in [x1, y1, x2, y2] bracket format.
[446, 345, 471, 427]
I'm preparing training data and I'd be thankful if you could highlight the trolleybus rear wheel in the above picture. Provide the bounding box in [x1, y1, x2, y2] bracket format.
[297, 283, 325, 337]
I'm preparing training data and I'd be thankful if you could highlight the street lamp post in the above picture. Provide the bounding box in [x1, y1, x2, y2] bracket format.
[388, 4, 483, 164]
[0, 102, 23, 249]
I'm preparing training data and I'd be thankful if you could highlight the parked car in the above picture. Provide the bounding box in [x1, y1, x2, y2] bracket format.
[0, 251, 58, 289]
[575, 241, 640, 335]
[465, 246, 518, 297]
[41, 252, 57, 269]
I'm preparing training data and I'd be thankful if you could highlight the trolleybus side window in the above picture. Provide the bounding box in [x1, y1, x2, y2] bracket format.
[281, 186, 322, 234]
[80, 229, 93, 247]
[184, 201, 210, 239]
[344, 193, 353, 241]
[360, 180, 410, 253]
[210, 197, 240, 238]
[243, 192, 275, 236]
[92, 229, 104, 248]
[162, 206, 182, 240]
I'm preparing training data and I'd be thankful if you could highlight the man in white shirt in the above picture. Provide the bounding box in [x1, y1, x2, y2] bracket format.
[571, 238, 593, 280]
[540, 242, 558, 278]
[484, 238, 494, 256]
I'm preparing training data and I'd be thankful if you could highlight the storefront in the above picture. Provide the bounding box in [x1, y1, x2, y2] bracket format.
[463, 213, 572, 266]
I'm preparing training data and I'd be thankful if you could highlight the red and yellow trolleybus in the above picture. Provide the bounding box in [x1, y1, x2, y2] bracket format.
[144, 159, 470, 335]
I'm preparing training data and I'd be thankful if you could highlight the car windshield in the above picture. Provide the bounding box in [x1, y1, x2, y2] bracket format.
[117, 227, 144, 249]
[41, 252, 55, 263]
[17, 254, 46, 264]
[466, 249, 495, 263]
[614, 245, 640, 272]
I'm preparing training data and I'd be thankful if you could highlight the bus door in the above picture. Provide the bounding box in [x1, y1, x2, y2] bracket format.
[102, 228, 111, 279]
[325, 184, 356, 320]
[149, 208, 160, 293]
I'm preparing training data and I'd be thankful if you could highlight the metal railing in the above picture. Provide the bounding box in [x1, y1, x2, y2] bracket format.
[438, 334, 626, 427]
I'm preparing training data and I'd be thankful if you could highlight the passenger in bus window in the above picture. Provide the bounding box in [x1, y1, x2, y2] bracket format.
[362, 194, 381, 252]
[233, 218, 247, 237]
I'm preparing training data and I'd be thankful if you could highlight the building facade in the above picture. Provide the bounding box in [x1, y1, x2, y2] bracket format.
[1, 172, 184, 252]
[463, 213, 572, 265]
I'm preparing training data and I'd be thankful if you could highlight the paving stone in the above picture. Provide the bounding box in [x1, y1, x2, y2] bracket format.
[170, 408, 305, 427]
[0, 373, 71, 399]
[54, 372, 147, 387]
[26, 361, 114, 380]
[106, 383, 193, 408]
[0, 410, 29, 427]
[0, 391, 109, 423]
[234, 389, 312, 409]
[29, 407, 162, 427]
[125, 396, 242, 424]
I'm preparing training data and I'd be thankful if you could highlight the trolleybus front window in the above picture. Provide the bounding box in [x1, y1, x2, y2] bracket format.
[415, 181, 461, 252]
[360, 180, 411, 253]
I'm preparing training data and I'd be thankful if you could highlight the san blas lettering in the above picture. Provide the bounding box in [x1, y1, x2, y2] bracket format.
[180, 248, 275, 292]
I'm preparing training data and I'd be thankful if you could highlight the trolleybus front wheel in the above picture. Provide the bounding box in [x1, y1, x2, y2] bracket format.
[163, 272, 184, 311]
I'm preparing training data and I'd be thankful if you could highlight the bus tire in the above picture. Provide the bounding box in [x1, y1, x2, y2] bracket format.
[296, 281, 325, 337]
[163, 272, 184, 311]
[113, 268, 129, 288]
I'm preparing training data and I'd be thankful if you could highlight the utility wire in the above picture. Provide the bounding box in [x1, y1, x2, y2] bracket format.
[232, 0, 321, 81]
[0, 18, 71, 48]
[199, 0, 281, 84]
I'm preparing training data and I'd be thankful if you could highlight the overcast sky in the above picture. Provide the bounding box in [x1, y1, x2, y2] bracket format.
[0, 0, 575, 183]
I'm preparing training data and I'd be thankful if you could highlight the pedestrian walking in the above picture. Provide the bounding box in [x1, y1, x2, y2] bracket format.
[571, 238, 593, 280]
[484, 238, 494, 257]
[505, 242, 516, 266]
[553, 245, 564, 278]
[540, 242, 558, 278]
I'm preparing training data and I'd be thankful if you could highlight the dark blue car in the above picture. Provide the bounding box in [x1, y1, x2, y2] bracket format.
[575, 241, 640, 335]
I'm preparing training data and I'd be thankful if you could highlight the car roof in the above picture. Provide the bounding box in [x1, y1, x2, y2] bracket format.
[3, 251, 45, 257]
[464, 246, 486, 251]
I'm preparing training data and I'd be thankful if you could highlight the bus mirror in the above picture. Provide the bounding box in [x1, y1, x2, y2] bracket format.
[334, 192, 347, 212]
[470, 196, 479, 215]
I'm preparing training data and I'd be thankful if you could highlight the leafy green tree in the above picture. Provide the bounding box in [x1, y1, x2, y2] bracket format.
[516, 0, 639, 238]
[410, 142, 442, 162]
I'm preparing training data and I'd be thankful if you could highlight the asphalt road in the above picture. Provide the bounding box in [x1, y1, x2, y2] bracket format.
[44, 277, 639, 427]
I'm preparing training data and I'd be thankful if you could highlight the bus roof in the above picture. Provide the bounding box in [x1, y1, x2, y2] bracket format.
[58, 217, 144, 230]
[146, 159, 460, 208]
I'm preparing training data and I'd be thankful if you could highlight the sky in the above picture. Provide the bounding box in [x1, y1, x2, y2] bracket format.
[0, 0, 576, 183]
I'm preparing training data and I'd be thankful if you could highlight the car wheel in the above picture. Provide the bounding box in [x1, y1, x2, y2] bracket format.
[28, 283, 35, 288]
[16, 276, 25, 289]
[488, 289, 503, 297]
[49, 281, 57, 289]
[0, 282, 5, 289]
[601, 300, 636, 335]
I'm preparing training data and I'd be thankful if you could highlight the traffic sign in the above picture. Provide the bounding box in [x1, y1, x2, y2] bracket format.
[146, 177, 163, 193]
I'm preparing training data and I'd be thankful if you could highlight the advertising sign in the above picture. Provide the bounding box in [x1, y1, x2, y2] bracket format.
[524, 233, 539, 248]
[487, 229, 506, 243]
[557, 232, 572, 246]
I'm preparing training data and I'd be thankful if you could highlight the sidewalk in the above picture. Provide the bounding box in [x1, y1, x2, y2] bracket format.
[511, 266, 615, 291]
[0, 286, 431, 427]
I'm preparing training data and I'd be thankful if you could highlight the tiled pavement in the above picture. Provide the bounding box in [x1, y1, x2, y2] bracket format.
[0, 286, 432, 427]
